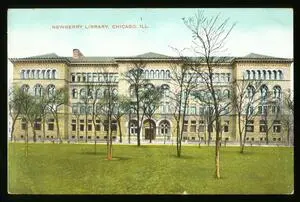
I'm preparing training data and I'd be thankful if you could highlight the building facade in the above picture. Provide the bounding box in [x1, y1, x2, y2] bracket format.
[9, 49, 293, 144]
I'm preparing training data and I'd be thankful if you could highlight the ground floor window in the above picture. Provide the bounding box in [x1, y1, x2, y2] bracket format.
[224, 121, 229, 132]
[80, 125, 84, 131]
[190, 120, 197, 132]
[246, 120, 254, 132]
[48, 119, 54, 131]
[273, 120, 281, 133]
[129, 120, 138, 135]
[259, 120, 267, 132]
[183, 120, 188, 132]
[21, 118, 27, 130]
[34, 118, 41, 130]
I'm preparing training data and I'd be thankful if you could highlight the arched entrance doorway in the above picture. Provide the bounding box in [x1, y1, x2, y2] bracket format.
[159, 120, 171, 141]
[143, 119, 156, 141]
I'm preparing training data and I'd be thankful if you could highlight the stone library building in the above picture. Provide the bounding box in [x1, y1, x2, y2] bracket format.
[9, 49, 293, 144]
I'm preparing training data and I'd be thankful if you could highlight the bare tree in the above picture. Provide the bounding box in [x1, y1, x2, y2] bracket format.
[19, 90, 39, 156]
[123, 61, 149, 146]
[113, 95, 131, 143]
[168, 54, 198, 157]
[281, 89, 294, 146]
[141, 85, 163, 143]
[182, 10, 235, 178]
[47, 87, 68, 143]
[8, 86, 23, 141]
[232, 79, 262, 153]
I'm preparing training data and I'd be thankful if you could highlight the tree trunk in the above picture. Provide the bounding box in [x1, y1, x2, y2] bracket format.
[117, 118, 122, 143]
[238, 114, 242, 149]
[25, 122, 28, 157]
[94, 123, 97, 154]
[42, 117, 46, 143]
[215, 117, 221, 179]
[55, 115, 61, 143]
[29, 121, 37, 143]
[107, 116, 112, 160]
[85, 114, 88, 143]
[10, 117, 17, 142]
[287, 127, 290, 146]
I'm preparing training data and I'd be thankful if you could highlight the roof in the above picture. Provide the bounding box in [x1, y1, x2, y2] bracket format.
[9, 52, 293, 64]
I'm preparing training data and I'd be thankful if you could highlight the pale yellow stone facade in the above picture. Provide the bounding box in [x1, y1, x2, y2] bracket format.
[9, 50, 293, 144]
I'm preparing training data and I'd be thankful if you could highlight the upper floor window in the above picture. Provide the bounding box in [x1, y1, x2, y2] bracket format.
[22, 84, 29, 93]
[34, 84, 43, 97]
[273, 86, 281, 99]
[47, 84, 56, 97]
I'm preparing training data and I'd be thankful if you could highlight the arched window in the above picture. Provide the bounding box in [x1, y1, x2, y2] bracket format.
[278, 70, 283, 80]
[47, 84, 56, 97]
[161, 84, 170, 98]
[26, 70, 30, 79]
[267, 70, 272, 80]
[223, 89, 230, 99]
[251, 70, 256, 80]
[40, 70, 45, 79]
[46, 69, 50, 79]
[150, 70, 154, 79]
[21, 70, 25, 79]
[80, 88, 86, 98]
[145, 70, 149, 79]
[145, 83, 154, 90]
[77, 75, 81, 82]
[262, 70, 266, 80]
[245, 70, 249, 80]
[166, 70, 170, 79]
[34, 84, 43, 97]
[160, 70, 165, 79]
[257, 70, 261, 80]
[113, 88, 118, 96]
[159, 120, 170, 136]
[247, 85, 255, 98]
[31, 70, 35, 79]
[273, 70, 277, 80]
[215, 73, 220, 82]
[260, 85, 268, 100]
[52, 70, 56, 79]
[155, 70, 159, 79]
[129, 120, 138, 135]
[273, 86, 281, 99]
[72, 88, 78, 99]
[36, 70, 40, 79]
[88, 88, 93, 99]
[22, 84, 29, 93]
[96, 89, 102, 98]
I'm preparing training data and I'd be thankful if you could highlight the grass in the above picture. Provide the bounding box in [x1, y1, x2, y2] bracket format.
[8, 143, 293, 194]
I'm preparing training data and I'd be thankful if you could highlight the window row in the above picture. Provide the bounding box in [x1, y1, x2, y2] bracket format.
[143, 69, 171, 80]
[21, 118, 55, 130]
[71, 73, 118, 83]
[71, 87, 118, 99]
[21, 84, 56, 97]
[71, 119, 117, 132]
[183, 120, 230, 133]
[247, 85, 282, 99]
[194, 89, 231, 100]
[246, 120, 281, 133]
[244, 70, 283, 80]
[20, 69, 57, 80]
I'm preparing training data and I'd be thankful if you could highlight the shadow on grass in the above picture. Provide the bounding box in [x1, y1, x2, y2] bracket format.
[170, 155, 196, 159]
[222, 149, 256, 155]
[78, 151, 106, 155]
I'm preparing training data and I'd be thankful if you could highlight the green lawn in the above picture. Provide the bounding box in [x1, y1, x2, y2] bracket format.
[8, 143, 293, 194]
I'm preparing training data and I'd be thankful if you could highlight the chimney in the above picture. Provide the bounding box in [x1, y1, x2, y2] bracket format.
[73, 49, 84, 59]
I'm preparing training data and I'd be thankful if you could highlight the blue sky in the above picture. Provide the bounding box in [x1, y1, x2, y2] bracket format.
[7, 8, 293, 82]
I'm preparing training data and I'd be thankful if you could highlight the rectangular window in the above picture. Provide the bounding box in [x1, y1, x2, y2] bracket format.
[273, 122, 281, 133]
[80, 119, 84, 123]
[72, 124, 76, 131]
[224, 121, 229, 132]
[190, 106, 196, 115]
[208, 124, 213, 132]
[246, 120, 254, 132]
[34, 121, 41, 130]
[72, 119, 76, 123]
[95, 125, 101, 131]
[21, 118, 27, 130]
[183, 120, 188, 132]
[190, 120, 197, 132]
[48, 123, 54, 131]
[80, 125, 84, 131]
[88, 124, 92, 131]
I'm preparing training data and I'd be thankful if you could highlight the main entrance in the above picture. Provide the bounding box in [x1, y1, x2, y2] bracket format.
[143, 119, 156, 140]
